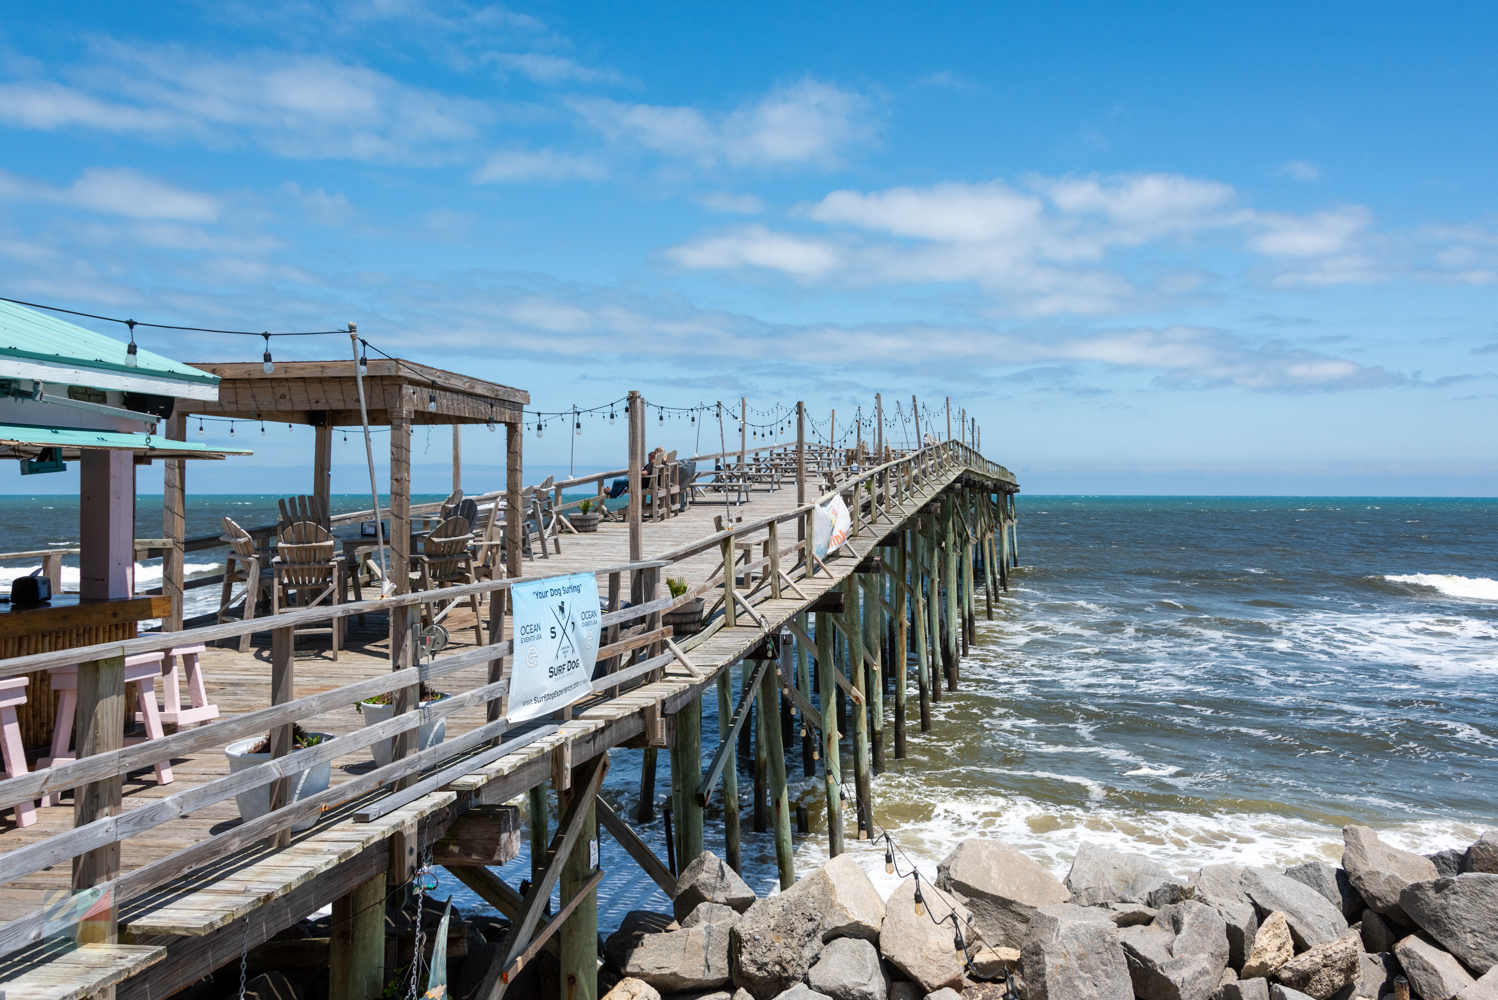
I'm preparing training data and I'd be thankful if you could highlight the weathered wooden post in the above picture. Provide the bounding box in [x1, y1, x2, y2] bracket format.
[864, 572, 885, 774]
[637, 749, 657, 824]
[72, 652, 124, 950]
[672, 694, 704, 866]
[529, 788, 548, 883]
[163, 413, 186, 634]
[753, 669, 769, 833]
[924, 515, 943, 704]
[893, 535, 908, 758]
[845, 583, 872, 839]
[560, 759, 601, 1000]
[942, 495, 960, 691]
[797, 619, 815, 777]
[816, 608, 843, 857]
[268, 626, 294, 849]
[715, 670, 742, 873]
[758, 661, 795, 890]
[330, 873, 386, 1000]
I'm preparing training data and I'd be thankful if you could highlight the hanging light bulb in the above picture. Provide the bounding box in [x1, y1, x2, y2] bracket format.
[428, 390, 437, 413]
[230, 422, 235, 436]
[197, 418, 204, 436]
[357, 344, 368, 376]
[690, 413, 695, 425]
[262, 333, 274, 374]
[885, 844, 895, 875]
[125, 320, 138, 367]
[953, 925, 966, 963]
[488, 407, 496, 432]
[659, 410, 664, 424]
[610, 408, 616, 424]
[913, 880, 925, 916]
[537, 421, 544, 438]
[575, 419, 582, 435]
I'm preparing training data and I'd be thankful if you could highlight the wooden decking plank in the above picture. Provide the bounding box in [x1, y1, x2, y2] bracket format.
[0, 944, 165, 1000]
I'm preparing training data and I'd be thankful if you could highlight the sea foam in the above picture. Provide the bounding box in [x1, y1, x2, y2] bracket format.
[1385, 573, 1498, 602]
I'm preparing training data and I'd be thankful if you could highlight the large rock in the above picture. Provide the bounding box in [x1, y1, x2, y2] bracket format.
[601, 979, 661, 1000]
[1399, 874, 1498, 975]
[878, 879, 969, 994]
[1468, 832, 1498, 874]
[936, 839, 1069, 949]
[1348, 952, 1398, 1000]
[1191, 865, 1260, 970]
[771, 987, 830, 1000]
[1118, 901, 1229, 1000]
[1065, 842, 1179, 908]
[1020, 903, 1133, 1000]
[611, 902, 738, 991]
[1394, 934, 1477, 1000]
[1238, 869, 1347, 949]
[1240, 912, 1293, 980]
[1341, 825, 1437, 926]
[1267, 988, 1314, 1000]
[1359, 909, 1400, 954]
[1218, 980, 1270, 1000]
[805, 937, 888, 1000]
[1272, 935, 1359, 1000]
[1457, 967, 1498, 1000]
[1282, 862, 1364, 922]
[1431, 849, 1469, 877]
[675, 852, 758, 920]
[732, 856, 884, 999]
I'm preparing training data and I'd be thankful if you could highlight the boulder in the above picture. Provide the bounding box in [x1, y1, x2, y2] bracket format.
[1238, 869, 1347, 949]
[1399, 874, 1498, 975]
[1267, 988, 1314, 1000]
[924, 991, 962, 1000]
[606, 911, 679, 968]
[1456, 967, 1498, 1000]
[886, 983, 924, 1000]
[1282, 862, 1364, 922]
[1240, 912, 1293, 980]
[1394, 934, 1477, 1000]
[1219, 967, 1239, 988]
[601, 979, 661, 1000]
[1468, 832, 1498, 874]
[1341, 825, 1437, 926]
[1118, 901, 1229, 1000]
[612, 902, 738, 991]
[1065, 842, 1178, 908]
[1359, 910, 1400, 954]
[1191, 865, 1261, 970]
[878, 879, 969, 995]
[733, 856, 884, 998]
[806, 937, 888, 1000]
[675, 852, 758, 921]
[969, 946, 1020, 979]
[1430, 849, 1468, 878]
[936, 839, 1069, 949]
[1273, 935, 1360, 1000]
[771, 987, 830, 1000]
[1100, 901, 1158, 927]
[1219, 979, 1270, 1000]
[1346, 952, 1398, 1000]
[1020, 903, 1133, 1000]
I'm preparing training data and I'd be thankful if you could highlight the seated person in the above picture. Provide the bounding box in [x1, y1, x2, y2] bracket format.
[606, 448, 664, 499]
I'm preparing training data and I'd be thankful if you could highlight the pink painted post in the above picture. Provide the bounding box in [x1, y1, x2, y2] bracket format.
[79, 449, 135, 599]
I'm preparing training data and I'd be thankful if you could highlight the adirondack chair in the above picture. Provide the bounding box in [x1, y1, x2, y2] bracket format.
[470, 500, 505, 582]
[277, 494, 330, 533]
[271, 521, 342, 659]
[438, 489, 462, 520]
[521, 477, 560, 559]
[218, 516, 272, 653]
[413, 516, 483, 643]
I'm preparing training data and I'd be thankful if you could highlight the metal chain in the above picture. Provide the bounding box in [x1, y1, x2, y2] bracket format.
[237, 920, 249, 1000]
[407, 840, 437, 1000]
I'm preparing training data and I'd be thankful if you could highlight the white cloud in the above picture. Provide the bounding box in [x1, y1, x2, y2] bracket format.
[484, 52, 624, 84]
[667, 226, 840, 276]
[1248, 206, 1371, 257]
[699, 192, 765, 214]
[472, 148, 606, 182]
[572, 78, 872, 169]
[0, 166, 219, 221]
[1277, 160, 1321, 182]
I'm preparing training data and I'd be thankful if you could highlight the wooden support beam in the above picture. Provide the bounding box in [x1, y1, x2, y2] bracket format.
[845, 581, 871, 841]
[714, 671, 741, 873]
[671, 693, 704, 866]
[596, 797, 677, 898]
[815, 610, 843, 858]
[73, 653, 124, 952]
[696, 660, 767, 806]
[796, 616, 816, 778]
[758, 660, 795, 891]
[329, 873, 385, 1000]
[864, 574, 885, 775]
[485, 754, 608, 999]
[163, 413, 186, 633]
[942, 496, 959, 691]
[560, 760, 600, 1000]
[775, 660, 822, 732]
[268, 626, 295, 850]
[894, 537, 908, 758]
[431, 806, 520, 866]
[805, 590, 846, 614]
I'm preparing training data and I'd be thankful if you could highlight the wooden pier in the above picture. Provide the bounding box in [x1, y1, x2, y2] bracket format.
[0, 419, 1017, 1000]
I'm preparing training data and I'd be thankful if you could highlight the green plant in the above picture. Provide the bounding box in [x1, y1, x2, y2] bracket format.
[578, 498, 595, 515]
[667, 576, 688, 598]
[357, 684, 446, 712]
[245, 723, 327, 754]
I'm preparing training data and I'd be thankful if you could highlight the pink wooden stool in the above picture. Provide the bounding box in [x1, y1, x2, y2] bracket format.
[0, 678, 38, 827]
[41, 654, 173, 806]
[159, 645, 219, 728]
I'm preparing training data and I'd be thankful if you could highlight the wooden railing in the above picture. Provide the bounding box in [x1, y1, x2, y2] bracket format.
[0, 439, 1014, 960]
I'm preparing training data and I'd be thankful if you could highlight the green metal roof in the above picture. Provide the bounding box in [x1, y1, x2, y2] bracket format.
[0, 422, 251, 455]
[0, 300, 220, 388]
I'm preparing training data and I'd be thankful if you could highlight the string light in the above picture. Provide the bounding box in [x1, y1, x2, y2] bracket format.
[885, 844, 895, 875]
[357, 346, 368, 375]
[428, 390, 438, 413]
[913, 878, 926, 916]
[125, 320, 138, 367]
[197, 418, 204, 435]
[261, 332, 274, 374]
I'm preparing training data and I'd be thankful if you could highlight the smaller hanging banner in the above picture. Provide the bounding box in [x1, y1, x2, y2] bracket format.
[811, 494, 851, 561]
[508, 572, 602, 722]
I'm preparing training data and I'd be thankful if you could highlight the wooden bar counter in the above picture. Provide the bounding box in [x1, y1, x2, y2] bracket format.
[0, 595, 171, 750]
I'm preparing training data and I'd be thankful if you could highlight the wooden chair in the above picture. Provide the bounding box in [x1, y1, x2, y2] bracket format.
[272, 522, 342, 660]
[218, 517, 270, 653]
[413, 516, 483, 644]
[159, 644, 219, 728]
[277, 495, 330, 533]
[470, 501, 506, 583]
[0, 678, 37, 827]
[438, 489, 462, 521]
[42, 655, 173, 804]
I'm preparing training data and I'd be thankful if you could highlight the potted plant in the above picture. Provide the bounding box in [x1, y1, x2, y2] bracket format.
[357, 684, 450, 767]
[224, 724, 335, 832]
[570, 498, 602, 533]
[662, 577, 706, 636]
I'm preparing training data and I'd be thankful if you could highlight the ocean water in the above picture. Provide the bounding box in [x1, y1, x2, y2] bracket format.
[3, 493, 1494, 922]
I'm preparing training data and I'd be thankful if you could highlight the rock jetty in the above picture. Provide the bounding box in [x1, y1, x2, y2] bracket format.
[600, 826, 1498, 1000]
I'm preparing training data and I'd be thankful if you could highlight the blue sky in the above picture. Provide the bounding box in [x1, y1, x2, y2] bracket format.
[2, 1, 1496, 495]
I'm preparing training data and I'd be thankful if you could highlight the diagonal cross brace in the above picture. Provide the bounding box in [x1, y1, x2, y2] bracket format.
[484, 753, 609, 1000]
[596, 797, 677, 897]
[695, 659, 771, 806]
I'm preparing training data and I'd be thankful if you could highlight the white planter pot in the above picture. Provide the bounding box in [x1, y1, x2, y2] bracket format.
[224, 733, 335, 833]
[359, 696, 448, 768]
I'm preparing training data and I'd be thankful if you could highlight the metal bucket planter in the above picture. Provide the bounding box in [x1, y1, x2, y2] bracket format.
[224, 733, 335, 833]
[570, 512, 601, 533]
[359, 694, 449, 767]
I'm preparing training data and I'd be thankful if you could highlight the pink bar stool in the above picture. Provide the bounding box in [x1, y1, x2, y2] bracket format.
[159, 645, 219, 728]
[0, 678, 38, 827]
[41, 653, 173, 806]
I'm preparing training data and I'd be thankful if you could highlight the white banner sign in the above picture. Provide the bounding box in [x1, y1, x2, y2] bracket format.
[811, 495, 851, 562]
[507, 572, 602, 722]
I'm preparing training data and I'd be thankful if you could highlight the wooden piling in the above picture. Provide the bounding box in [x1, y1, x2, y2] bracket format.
[845, 584, 872, 839]
[942, 496, 960, 691]
[752, 674, 769, 834]
[714, 671, 741, 873]
[672, 695, 704, 864]
[330, 874, 385, 1000]
[528, 786, 547, 883]
[893, 537, 908, 758]
[758, 664, 795, 890]
[815, 610, 843, 857]
[560, 761, 600, 1000]
[72, 652, 124, 949]
[865, 574, 885, 775]
[924, 516, 943, 704]
[637, 748, 657, 824]
[797, 617, 815, 777]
